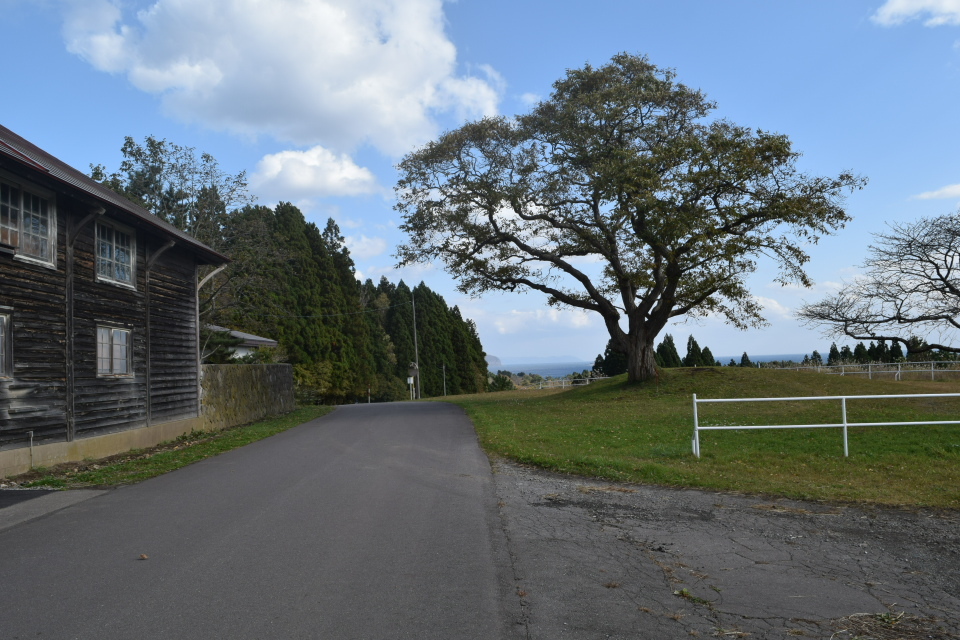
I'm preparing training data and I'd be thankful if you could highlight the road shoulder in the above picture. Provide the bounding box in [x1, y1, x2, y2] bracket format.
[491, 458, 960, 639]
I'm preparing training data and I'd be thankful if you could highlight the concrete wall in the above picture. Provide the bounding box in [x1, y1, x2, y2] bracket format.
[200, 364, 295, 432]
[0, 364, 295, 478]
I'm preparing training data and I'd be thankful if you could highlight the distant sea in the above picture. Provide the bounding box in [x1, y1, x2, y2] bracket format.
[492, 353, 808, 378]
[492, 361, 595, 378]
[715, 353, 807, 364]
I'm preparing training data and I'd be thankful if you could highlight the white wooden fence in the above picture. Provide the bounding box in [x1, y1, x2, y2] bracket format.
[778, 361, 960, 381]
[534, 377, 606, 389]
[691, 392, 960, 458]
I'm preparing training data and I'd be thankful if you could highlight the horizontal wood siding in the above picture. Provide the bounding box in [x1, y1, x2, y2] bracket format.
[0, 157, 208, 450]
[0, 209, 67, 448]
[149, 247, 199, 423]
[71, 214, 147, 438]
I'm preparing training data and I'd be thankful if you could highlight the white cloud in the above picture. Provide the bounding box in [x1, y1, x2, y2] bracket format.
[337, 217, 365, 229]
[519, 92, 540, 107]
[914, 183, 960, 199]
[61, 0, 131, 72]
[493, 308, 595, 335]
[772, 276, 850, 294]
[60, 0, 501, 155]
[364, 261, 435, 281]
[872, 0, 960, 26]
[345, 234, 388, 259]
[251, 146, 380, 199]
[753, 296, 792, 320]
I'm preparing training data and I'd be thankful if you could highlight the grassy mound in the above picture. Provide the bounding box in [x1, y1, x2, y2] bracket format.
[447, 368, 960, 508]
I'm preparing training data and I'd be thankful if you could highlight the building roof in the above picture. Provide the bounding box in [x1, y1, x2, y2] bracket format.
[0, 124, 228, 265]
[207, 325, 279, 349]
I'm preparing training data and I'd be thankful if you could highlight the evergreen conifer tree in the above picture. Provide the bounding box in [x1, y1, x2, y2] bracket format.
[876, 339, 891, 363]
[596, 339, 629, 376]
[701, 346, 718, 367]
[683, 335, 704, 367]
[656, 334, 683, 368]
[828, 342, 841, 366]
[890, 341, 905, 361]
[854, 342, 869, 363]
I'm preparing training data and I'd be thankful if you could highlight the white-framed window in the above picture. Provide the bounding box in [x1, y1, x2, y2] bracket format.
[97, 326, 132, 377]
[96, 221, 135, 286]
[0, 312, 11, 378]
[0, 183, 20, 250]
[0, 173, 56, 267]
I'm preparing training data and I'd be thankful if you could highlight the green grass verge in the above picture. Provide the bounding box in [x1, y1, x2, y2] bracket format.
[443, 368, 960, 508]
[12, 405, 334, 489]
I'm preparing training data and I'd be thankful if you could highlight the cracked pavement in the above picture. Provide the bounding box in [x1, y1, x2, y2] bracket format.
[491, 459, 960, 639]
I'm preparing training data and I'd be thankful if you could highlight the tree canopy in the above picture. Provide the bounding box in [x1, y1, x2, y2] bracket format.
[798, 210, 960, 356]
[395, 53, 865, 382]
[92, 138, 488, 403]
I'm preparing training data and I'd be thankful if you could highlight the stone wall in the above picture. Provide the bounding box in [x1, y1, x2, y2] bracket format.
[200, 364, 296, 432]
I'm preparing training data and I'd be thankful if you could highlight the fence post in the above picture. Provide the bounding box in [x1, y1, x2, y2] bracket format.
[932, 361, 935, 381]
[897, 363, 901, 381]
[692, 393, 700, 458]
[841, 397, 849, 457]
[868, 363, 872, 380]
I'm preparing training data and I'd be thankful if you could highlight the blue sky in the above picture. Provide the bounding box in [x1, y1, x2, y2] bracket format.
[3, 0, 960, 362]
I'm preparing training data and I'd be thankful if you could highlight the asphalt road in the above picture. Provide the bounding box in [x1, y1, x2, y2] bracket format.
[0, 402, 522, 640]
[4, 403, 958, 639]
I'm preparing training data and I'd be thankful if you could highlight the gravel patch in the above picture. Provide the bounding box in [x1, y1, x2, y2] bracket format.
[492, 459, 960, 639]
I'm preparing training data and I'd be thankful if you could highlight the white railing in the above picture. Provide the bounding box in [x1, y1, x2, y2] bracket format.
[691, 392, 960, 458]
[777, 361, 960, 381]
[533, 377, 606, 389]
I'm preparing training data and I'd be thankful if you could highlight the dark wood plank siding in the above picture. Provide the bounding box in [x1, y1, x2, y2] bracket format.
[0, 155, 209, 450]
[0, 208, 68, 448]
[70, 217, 148, 438]
[148, 247, 199, 422]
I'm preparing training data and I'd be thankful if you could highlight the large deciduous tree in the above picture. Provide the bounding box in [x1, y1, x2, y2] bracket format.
[395, 53, 864, 382]
[91, 135, 261, 322]
[91, 135, 251, 247]
[798, 210, 960, 356]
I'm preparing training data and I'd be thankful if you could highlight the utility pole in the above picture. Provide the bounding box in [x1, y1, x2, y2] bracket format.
[443, 362, 446, 396]
[412, 290, 421, 399]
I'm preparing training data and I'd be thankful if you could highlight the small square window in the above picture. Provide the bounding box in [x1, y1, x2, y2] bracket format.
[0, 313, 10, 378]
[96, 222, 135, 286]
[97, 326, 132, 376]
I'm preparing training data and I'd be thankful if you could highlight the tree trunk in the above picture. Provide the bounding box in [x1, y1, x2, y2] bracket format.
[626, 330, 658, 383]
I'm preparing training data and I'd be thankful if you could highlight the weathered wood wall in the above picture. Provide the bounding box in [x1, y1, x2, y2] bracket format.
[0, 209, 68, 448]
[71, 212, 147, 438]
[0, 174, 204, 450]
[148, 246, 199, 424]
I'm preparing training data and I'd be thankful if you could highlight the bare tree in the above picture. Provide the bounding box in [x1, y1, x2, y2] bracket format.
[798, 210, 960, 355]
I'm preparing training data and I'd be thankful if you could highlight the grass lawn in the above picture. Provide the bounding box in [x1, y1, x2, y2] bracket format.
[443, 368, 960, 508]
[7, 405, 334, 489]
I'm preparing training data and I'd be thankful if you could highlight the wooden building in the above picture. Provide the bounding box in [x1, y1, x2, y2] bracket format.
[0, 125, 228, 473]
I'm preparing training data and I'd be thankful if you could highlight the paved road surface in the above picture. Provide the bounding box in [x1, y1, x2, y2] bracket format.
[4, 403, 958, 639]
[0, 403, 521, 639]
